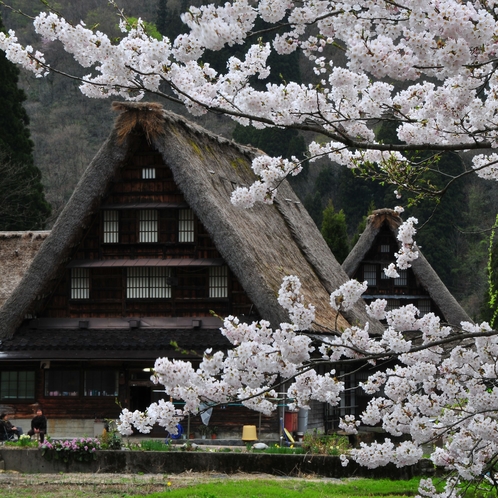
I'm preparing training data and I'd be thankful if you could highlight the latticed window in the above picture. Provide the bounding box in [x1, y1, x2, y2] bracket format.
[386, 299, 400, 311]
[209, 266, 228, 298]
[142, 168, 156, 179]
[139, 210, 158, 243]
[178, 208, 195, 242]
[363, 264, 377, 286]
[45, 370, 79, 397]
[0, 371, 35, 400]
[127, 267, 171, 298]
[381, 244, 390, 253]
[418, 299, 431, 316]
[84, 370, 118, 397]
[103, 210, 119, 243]
[71, 268, 90, 299]
[394, 269, 408, 286]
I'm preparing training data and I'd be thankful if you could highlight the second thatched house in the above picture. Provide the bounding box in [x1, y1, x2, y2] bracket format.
[0, 103, 382, 439]
[342, 208, 471, 326]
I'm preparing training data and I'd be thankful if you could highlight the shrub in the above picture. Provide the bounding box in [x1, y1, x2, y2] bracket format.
[135, 439, 174, 452]
[301, 431, 351, 456]
[262, 445, 304, 455]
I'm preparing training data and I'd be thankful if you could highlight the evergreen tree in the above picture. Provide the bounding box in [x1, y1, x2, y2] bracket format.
[481, 215, 498, 326]
[304, 191, 324, 228]
[321, 201, 349, 263]
[351, 200, 376, 248]
[155, 0, 190, 40]
[156, 0, 168, 36]
[0, 14, 50, 229]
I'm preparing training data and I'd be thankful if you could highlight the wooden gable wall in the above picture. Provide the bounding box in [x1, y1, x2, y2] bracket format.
[38, 136, 257, 320]
[352, 225, 443, 317]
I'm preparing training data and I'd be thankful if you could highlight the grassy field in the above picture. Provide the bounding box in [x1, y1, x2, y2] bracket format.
[142, 478, 428, 497]
[0, 473, 436, 498]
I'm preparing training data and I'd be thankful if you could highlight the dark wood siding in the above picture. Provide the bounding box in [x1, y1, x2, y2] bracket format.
[37, 138, 257, 320]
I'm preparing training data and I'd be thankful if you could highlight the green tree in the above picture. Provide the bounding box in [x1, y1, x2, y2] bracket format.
[351, 201, 376, 248]
[304, 191, 324, 228]
[0, 14, 50, 230]
[481, 215, 498, 325]
[156, 0, 190, 40]
[321, 201, 349, 263]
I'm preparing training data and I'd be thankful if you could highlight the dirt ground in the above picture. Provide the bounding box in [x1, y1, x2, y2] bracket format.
[0, 470, 342, 497]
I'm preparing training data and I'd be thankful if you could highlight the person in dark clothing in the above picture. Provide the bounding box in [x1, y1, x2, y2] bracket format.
[27, 408, 47, 443]
[0, 412, 23, 438]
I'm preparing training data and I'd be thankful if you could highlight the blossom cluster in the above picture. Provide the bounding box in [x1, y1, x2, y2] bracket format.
[3, 1, 498, 197]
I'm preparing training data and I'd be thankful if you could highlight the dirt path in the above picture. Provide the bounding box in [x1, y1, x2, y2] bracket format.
[0, 470, 345, 497]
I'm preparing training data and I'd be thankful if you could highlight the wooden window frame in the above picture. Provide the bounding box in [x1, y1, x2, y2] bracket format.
[417, 299, 431, 316]
[127, 267, 172, 299]
[44, 369, 80, 397]
[209, 266, 228, 298]
[142, 168, 156, 179]
[394, 269, 408, 287]
[178, 208, 195, 243]
[139, 209, 158, 243]
[363, 263, 377, 287]
[84, 370, 119, 397]
[0, 370, 36, 400]
[71, 268, 90, 300]
[103, 210, 119, 243]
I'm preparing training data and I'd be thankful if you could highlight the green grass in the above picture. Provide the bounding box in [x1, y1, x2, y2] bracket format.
[137, 478, 435, 498]
[132, 439, 174, 451]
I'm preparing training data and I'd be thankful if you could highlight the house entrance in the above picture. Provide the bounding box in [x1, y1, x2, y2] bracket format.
[129, 385, 152, 412]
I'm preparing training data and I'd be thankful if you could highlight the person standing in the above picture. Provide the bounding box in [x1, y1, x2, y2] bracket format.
[28, 408, 47, 443]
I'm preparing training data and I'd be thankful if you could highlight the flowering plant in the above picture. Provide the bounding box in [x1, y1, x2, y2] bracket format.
[40, 437, 101, 463]
[18, 434, 32, 447]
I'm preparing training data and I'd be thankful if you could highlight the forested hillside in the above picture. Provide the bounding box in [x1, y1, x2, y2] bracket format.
[1, 0, 496, 318]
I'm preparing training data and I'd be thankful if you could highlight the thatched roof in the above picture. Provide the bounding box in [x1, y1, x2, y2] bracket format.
[0, 232, 50, 309]
[0, 103, 382, 340]
[342, 208, 471, 326]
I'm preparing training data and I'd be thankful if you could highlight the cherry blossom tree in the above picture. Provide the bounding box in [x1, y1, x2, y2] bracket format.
[3, 1, 498, 495]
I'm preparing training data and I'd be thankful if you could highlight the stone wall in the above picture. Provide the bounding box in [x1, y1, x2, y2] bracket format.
[0, 448, 437, 479]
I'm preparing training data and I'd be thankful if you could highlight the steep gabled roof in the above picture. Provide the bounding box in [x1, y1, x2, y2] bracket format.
[0, 231, 50, 308]
[0, 103, 382, 340]
[342, 208, 471, 326]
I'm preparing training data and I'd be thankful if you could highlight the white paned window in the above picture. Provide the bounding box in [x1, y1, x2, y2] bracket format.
[127, 267, 171, 298]
[209, 266, 228, 298]
[179, 208, 195, 242]
[71, 268, 89, 299]
[394, 269, 408, 286]
[142, 168, 156, 179]
[103, 210, 119, 243]
[363, 264, 377, 286]
[139, 209, 158, 243]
